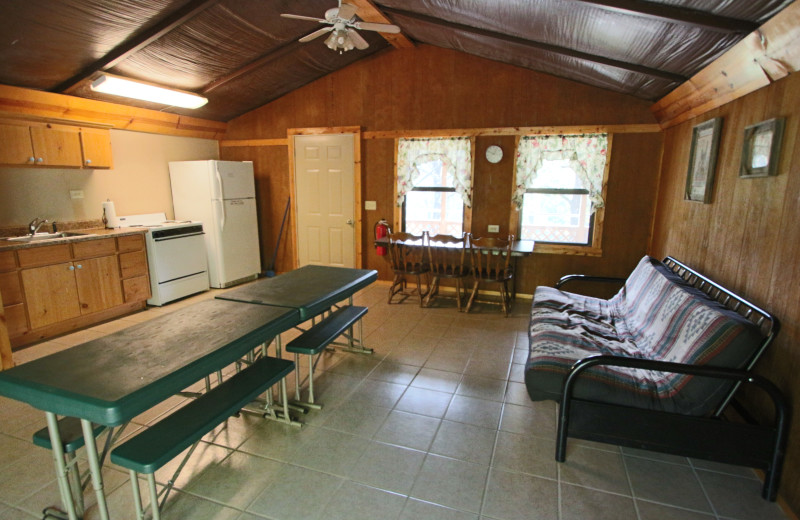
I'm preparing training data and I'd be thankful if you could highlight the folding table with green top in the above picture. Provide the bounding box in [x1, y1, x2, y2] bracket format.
[0, 299, 300, 520]
[217, 265, 378, 353]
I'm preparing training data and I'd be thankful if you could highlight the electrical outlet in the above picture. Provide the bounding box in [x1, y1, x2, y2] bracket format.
[488, 224, 500, 233]
[365, 200, 377, 210]
[69, 190, 84, 199]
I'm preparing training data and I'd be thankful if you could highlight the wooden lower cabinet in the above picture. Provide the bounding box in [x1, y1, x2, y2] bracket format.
[74, 255, 124, 314]
[22, 262, 82, 329]
[1, 232, 150, 349]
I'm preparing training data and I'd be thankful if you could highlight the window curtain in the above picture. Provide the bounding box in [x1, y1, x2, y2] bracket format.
[396, 137, 472, 207]
[513, 133, 608, 211]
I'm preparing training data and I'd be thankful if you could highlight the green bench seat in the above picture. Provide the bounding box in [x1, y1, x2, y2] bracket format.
[286, 305, 368, 407]
[111, 356, 294, 519]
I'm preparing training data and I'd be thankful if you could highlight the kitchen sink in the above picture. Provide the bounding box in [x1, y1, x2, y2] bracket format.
[5, 232, 96, 242]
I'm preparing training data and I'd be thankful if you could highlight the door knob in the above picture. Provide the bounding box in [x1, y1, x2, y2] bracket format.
[346, 218, 354, 226]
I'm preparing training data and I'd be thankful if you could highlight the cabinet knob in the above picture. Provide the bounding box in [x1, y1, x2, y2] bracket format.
[28, 156, 35, 163]
[69, 265, 75, 271]
[35, 157, 44, 163]
[85, 159, 92, 165]
[76, 264, 83, 269]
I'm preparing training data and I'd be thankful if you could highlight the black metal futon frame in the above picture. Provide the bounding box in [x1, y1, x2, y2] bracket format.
[554, 257, 788, 501]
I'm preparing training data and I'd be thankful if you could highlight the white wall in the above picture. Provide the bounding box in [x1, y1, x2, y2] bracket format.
[0, 129, 219, 226]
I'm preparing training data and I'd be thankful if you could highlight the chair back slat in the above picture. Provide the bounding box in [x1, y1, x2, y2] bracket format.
[427, 234, 467, 277]
[469, 235, 512, 280]
[387, 232, 428, 274]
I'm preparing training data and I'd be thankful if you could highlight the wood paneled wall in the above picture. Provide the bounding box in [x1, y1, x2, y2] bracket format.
[221, 44, 663, 294]
[651, 71, 800, 514]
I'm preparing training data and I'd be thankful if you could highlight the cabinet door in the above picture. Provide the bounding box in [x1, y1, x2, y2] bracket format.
[22, 263, 81, 329]
[80, 128, 113, 169]
[75, 256, 123, 314]
[29, 124, 83, 167]
[0, 124, 35, 165]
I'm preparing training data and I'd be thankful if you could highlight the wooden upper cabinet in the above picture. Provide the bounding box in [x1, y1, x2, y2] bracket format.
[80, 128, 113, 169]
[0, 121, 112, 169]
[0, 123, 36, 165]
[29, 124, 83, 167]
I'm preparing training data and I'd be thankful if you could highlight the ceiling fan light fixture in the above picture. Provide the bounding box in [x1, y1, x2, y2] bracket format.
[90, 74, 208, 109]
[325, 28, 355, 53]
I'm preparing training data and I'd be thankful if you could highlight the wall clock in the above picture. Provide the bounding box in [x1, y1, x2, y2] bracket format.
[485, 145, 503, 163]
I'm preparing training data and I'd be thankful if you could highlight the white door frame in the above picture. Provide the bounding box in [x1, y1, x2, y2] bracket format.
[288, 126, 363, 269]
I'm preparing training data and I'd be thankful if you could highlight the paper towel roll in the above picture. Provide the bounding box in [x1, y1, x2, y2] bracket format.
[102, 200, 119, 228]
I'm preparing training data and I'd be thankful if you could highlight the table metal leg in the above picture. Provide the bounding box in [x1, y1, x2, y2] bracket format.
[45, 413, 79, 520]
[81, 418, 110, 520]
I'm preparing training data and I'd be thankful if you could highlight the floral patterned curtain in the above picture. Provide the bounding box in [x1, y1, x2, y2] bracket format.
[396, 137, 473, 207]
[513, 133, 608, 211]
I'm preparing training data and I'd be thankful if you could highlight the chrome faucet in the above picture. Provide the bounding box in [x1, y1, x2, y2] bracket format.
[28, 217, 49, 236]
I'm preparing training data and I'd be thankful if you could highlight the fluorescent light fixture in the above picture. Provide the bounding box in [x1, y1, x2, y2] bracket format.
[90, 74, 208, 109]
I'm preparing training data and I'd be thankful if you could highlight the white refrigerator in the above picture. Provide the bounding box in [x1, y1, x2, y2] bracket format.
[169, 160, 262, 288]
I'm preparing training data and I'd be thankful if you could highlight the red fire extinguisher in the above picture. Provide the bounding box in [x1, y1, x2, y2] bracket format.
[375, 219, 390, 256]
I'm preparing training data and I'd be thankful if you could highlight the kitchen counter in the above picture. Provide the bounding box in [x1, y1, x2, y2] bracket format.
[0, 227, 147, 252]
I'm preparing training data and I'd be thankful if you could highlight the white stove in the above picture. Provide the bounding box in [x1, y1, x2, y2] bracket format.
[118, 213, 210, 306]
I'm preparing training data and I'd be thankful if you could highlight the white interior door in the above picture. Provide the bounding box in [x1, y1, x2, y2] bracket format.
[294, 134, 355, 268]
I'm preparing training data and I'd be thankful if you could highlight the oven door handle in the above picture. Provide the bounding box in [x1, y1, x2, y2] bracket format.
[153, 232, 206, 242]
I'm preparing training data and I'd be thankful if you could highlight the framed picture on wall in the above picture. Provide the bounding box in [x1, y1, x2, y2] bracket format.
[739, 117, 785, 178]
[685, 117, 722, 203]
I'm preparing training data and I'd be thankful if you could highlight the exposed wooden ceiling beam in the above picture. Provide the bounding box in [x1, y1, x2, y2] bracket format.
[574, 0, 759, 33]
[53, 0, 221, 94]
[380, 7, 687, 84]
[348, 0, 415, 49]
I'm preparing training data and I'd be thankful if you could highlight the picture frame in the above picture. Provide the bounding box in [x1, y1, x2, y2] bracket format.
[739, 117, 785, 178]
[685, 117, 722, 203]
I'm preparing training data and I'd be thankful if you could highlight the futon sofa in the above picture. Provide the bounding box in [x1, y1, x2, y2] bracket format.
[525, 255, 788, 500]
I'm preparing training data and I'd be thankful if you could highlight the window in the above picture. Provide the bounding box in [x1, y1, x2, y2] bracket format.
[513, 134, 609, 251]
[396, 137, 472, 236]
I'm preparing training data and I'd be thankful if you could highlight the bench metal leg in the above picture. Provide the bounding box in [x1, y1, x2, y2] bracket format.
[81, 418, 111, 520]
[148, 473, 161, 520]
[45, 413, 80, 520]
[329, 297, 372, 354]
[128, 469, 145, 520]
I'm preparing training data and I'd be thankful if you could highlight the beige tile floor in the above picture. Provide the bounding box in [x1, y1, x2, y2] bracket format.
[0, 282, 790, 520]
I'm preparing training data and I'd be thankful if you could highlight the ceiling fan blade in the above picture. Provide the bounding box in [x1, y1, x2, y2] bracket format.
[353, 21, 401, 34]
[281, 13, 326, 23]
[337, 3, 358, 21]
[347, 28, 370, 50]
[299, 26, 334, 42]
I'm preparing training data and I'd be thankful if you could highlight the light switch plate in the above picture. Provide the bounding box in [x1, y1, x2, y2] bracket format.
[69, 190, 84, 199]
[488, 224, 500, 233]
[365, 200, 377, 210]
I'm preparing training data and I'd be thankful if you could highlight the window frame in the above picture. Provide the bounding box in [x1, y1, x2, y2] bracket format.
[509, 134, 612, 256]
[393, 136, 474, 235]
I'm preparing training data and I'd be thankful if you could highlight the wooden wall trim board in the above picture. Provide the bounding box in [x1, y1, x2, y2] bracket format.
[652, 1, 800, 128]
[0, 289, 13, 370]
[0, 84, 227, 139]
[362, 124, 661, 140]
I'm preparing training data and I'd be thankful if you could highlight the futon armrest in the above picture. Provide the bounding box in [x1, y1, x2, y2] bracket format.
[555, 274, 626, 289]
[561, 354, 787, 421]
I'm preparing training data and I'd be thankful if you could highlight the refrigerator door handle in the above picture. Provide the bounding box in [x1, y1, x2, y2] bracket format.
[216, 201, 226, 232]
[215, 168, 224, 200]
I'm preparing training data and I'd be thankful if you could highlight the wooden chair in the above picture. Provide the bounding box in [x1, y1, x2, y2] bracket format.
[466, 235, 514, 315]
[424, 233, 469, 310]
[387, 232, 430, 306]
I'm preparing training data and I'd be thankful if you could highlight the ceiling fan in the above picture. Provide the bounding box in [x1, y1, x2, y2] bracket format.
[281, 1, 401, 53]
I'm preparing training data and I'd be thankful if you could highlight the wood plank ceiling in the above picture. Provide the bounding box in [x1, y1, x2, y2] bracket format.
[0, 0, 793, 122]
